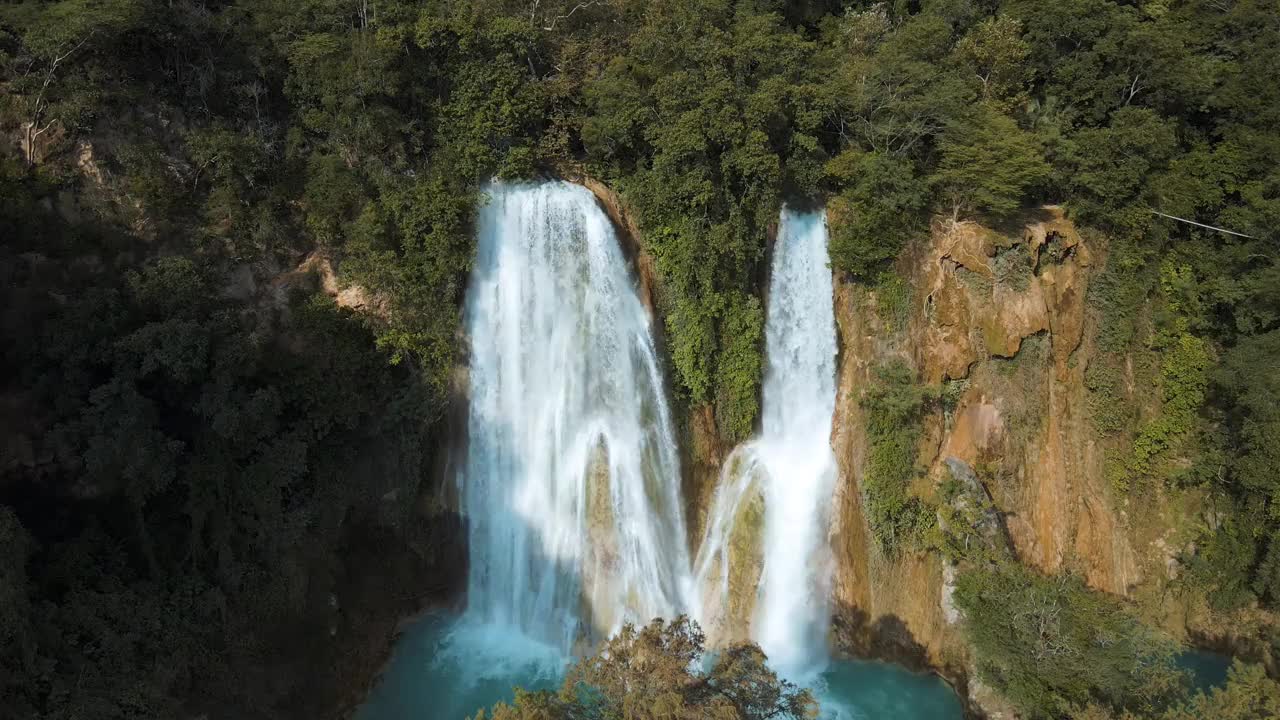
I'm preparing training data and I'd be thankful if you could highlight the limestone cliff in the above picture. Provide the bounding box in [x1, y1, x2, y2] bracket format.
[823, 208, 1233, 715]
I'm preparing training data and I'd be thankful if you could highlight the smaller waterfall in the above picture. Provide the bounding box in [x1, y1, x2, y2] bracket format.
[695, 207, 838, 679]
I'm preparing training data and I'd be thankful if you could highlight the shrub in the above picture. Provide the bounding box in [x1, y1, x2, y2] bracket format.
[955, 564, 1181, 719]
[859, 361, 939, 552]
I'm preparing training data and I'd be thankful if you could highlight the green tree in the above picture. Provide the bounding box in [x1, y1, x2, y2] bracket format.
[2, 0, 147, 163]
[955, 564, 1181, 719]
[1055, 106, 1178, 230]
[826, 149, 929, 280]
[1159, 661, 1280, 720]
[473, 617, 817, 720]
[952, 16, 1032, 111]
[932, 107, 1050, 220]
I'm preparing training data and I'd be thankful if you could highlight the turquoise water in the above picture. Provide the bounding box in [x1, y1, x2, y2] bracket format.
[1178, 650, 1231, 691]
[811, 658, 964, 719]
[357, 614, 565, 720]
[359, 613, 963, 720]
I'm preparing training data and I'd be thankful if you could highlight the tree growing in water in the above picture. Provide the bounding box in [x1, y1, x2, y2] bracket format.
[471, 617, 817, 720]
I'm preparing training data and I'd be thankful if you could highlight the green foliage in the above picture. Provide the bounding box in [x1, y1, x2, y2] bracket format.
[578, 1, 824, 437]
[1215, 330, 1280, 509]
[859, 361, 939, 552]
[472, 617, 817, 720]
[714, 293, 765, 442]
[952, 16, 1031, 111]
[816, 8, 969, 279]
[1156, 661, 1280, 720]
[186, 126, 288, 260]
[873, 271, 912, 333]
[992, 241, 1032, 291]
[1181, 521, 1258, 612]
[930, 467, 1010, 567]
[1111, 328, 1210, 492]
[415, 8, 547, 180]
[1202, 329, 1280, 606]
[1085, 360, 1131, 437]
[1071, 661, 1280, 720]
[1084, 234, 1157, 439]
[1, 0, 149, 160]
[1056, 107, 1179, 231]
[826, 150, 929, 281]
[1103, 257, 1213, 493]
[1, 201, 436, 716]
[303, 153, 366, 246]
[933, 107, 1051, 220]
[342, 172, 476, 384]
[955, 563, 1182, 719]
[1089, 234, 1159, 355]
[0, 508, 35, 709]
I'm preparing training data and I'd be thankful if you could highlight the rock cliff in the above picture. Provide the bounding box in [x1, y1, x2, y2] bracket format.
[819, 210, 1113, 712]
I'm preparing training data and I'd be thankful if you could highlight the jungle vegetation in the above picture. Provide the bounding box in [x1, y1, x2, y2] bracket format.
[1, 0, 1279, 718]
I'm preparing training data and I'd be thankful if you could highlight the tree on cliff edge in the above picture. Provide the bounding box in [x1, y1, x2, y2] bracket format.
[932, 107, 1051, 221]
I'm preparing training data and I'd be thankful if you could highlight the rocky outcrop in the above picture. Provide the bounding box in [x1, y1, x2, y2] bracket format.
[826, 208, 1145, 716]
[910, 212, 1137, 593]
[828, 276, 969, 684]
[583, 439, 622, 637]
[271, 251, 390, 317]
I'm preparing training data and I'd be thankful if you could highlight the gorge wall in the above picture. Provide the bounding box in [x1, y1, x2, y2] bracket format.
[820, 206, 1280, 712]
[825, 208, 1125, 712]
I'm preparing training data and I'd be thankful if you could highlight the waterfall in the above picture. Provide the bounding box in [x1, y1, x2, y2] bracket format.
[460, 181, 693, 653]
[695, 207, 838, 679]
[755, 208, 839, 677]
[362, 194, 969, 720]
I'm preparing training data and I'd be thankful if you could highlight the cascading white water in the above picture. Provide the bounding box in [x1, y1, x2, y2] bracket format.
[755, 208, 839, 676]
[460, 180, 693, 653]
[695, 207, 838, 679]
[363, 198, 967, 720]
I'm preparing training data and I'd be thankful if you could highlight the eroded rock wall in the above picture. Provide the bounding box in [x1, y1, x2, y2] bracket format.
[826, 209, 1143, 713]
[828, 272, 968, 682]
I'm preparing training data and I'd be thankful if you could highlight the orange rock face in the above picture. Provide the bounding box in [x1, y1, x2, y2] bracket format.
[825, 208, 1150, 712]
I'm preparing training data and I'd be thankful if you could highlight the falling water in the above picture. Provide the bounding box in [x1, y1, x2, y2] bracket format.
[695, 207, 838, 679]
[460, 181, 693, 652]
[362, 197, 966, 720]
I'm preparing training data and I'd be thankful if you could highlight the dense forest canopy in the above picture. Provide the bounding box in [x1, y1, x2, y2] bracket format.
[1, 0, 1279, 718]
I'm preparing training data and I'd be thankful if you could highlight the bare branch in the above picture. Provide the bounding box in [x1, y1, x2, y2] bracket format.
[542, 0, 604, 31]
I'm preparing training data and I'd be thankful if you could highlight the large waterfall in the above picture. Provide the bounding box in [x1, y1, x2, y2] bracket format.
[460, 181, 693, 652]
[361, 194, 965, 720]
[695, 207, 838, 679]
